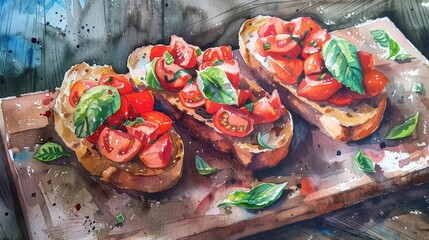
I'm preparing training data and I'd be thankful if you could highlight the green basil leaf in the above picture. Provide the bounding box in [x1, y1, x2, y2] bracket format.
[124, 117, 144, 127]
[412, 83, 423, 94]
[388, 39, 400, 59]
[322, 37, 364, 94]
[244, 102, 254, 114]
[394, 53, 412, 62]
[386, 112, 419, 140]
[218, 182, 287, 210]
[34, 141, 71, 162]
[370, 30, 390, 48]
[115, 212, 125, 225]
[145, 59, 163, 89]
[371, 30, 412, 62]
[196, 67, 238, 105]
[354, 149, 375, 174]
[74, 85, 121, 137]
[195, 155, 218, 175]
[257, 132, 278, 150]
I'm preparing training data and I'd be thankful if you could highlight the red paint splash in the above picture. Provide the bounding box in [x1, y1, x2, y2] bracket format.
[75, 203, 81, 211]
[40, 110, 52, 118]
[42, 97, 54, 105]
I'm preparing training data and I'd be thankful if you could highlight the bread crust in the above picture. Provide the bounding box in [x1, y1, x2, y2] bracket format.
[53, 63, 184, 192]
[239, 15, 387, 142]
[128, 46, 293, 170]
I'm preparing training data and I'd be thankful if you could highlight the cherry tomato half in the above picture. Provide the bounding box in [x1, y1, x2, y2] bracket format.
[240, 90, 282, 124]
[69, 80, 99, 107]
[237, 89, 253, 106]
[178, 81, 205, 108]
[304, 52, 326, 75]
[358, 51, 374, 72]
[205, 99, 224, 115]
[124, 90, 155, 117]
[139, 132, 173, 169]
[256, 34, 302, 59]
[268, 56, 303, 84]
[362, 69, 388, 97]
[99, 74, 134, 95]
[98, 127, 142, 162]
[169, 35, 199, 69]
[301, 29, 331, 58]
[291, 17, 321, 39]
[202, 46, 233, 62]
[199, 59, 240, 89]
[297, 73, 343, 101]
[258, 17, 293, 37]
[140, 111, 173, 135]
[126, 120, 160, 149]
[213, 106, 254, 137]
[155, 55, 192, 92]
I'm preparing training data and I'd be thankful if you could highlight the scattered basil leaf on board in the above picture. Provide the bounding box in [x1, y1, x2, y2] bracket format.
[322, 37, 364, 94]
[257, 132, 279, 150]
[195, 155, 218, 175]
[115, 212, 125, 225]
[354, 149, 375, 174]
[412, 83, 423, 94]
[244, 102, 254, 114]
[145, 59, 163, 89]
[386, 112, 419, 140]
[74, 85, 121, 137]
[370, 30, 412, 62]
[218, 182, 288, 210]
[196, 67, 238, 105]
[34, 142, 71, 162]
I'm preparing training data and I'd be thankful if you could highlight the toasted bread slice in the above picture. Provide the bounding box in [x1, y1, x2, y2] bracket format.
[53, 63, 184, 192]
[239, 15, 387, 142]
[128, 46, 293, 170]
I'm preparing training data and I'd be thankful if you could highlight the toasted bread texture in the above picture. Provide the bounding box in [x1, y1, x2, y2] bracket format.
[239, 15, 387, 142]
[128, 46, 293, 170]
[53, 63, 184, 192]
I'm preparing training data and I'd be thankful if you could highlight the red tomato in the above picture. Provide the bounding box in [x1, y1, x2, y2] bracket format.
[150, 44, 170, 61]
[155, 55, 192, 92]
[302, 29, 331, 58]
[358, 51, 374, 72]
[124, 90, 155, 117]
[178, 81, 205, 108]
[299, 176, 318, 196]
[139, 132, 173, 168]
[256, 34, 302, 59]
[291, 17, 321, 38]
[205, 99, 224, 115]
[140, 111, 173, 135]
[326, 90, 354, 106]
[199, 60, 240, 89]
[98, 127, 142, 162]
[267, 56, 303, 84]
[202, 46, 233, 62]
[126, 120, 160, 149]
[104, 96, 129, 127]
[362, 69, 388, 97]
[257, 17, 290, 37]
[237, 89, 253, 106]
[99, 74, 134, 95]
[85, 124, 106, 143]
[169, 35, 198, 69]
[297, 73, 343, 101]
[240, 90, 282, 124]
[69, 80, 99, 107]
[213, 106, 254, 137]
[304, 52, 326, 75]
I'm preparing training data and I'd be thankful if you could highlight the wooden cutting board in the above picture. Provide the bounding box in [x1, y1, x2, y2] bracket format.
[1, 17, 429, 240]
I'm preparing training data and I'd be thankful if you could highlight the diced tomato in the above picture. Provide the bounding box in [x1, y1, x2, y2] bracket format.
[178, 81, 205, 108]
[155, 54, 192, 92]
[99, 74, 134, 95]
[237, 89, 253, 106]
[256, 34, 302, 59]
[326, 90, 354, 106]
[297, 73, 343, 101]
[304, 52, 326, 75]
[104, 96, 130, 127]
[139, 132, 173, 168]
[291, 17, 321, 39]
[124, 90, 155, 118]
[85, 124, 106, 144]
[213, 106, 254, 137]
[126, 120, 160, 149]
[69, 80, 99, 108]
[299, 176, 318, 196]
[205, 99, 224, 115]
[202, 46, 233, 62]
[358, 51, 374, 72]
[98, 127, 142, 162]
[199, 60, 240, 89]
[302, 29, 331, 58]
[169, 35, 199, 69]
[362, 69, 388, 97]
[150, 44, 170, 61]
[240, 90, 282, 124]
[140, 111, 173, 135]
[267, 56, 303, 84]
[257, 17, 291, 37]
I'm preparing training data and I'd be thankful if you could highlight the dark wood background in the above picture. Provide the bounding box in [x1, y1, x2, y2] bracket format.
[1, 0, 429, 239]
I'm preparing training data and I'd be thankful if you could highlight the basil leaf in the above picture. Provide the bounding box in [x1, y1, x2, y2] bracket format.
[388, 39, 400, 59]
[196, 67, 238, 105]
[257, 132, 278, 150]
[412, 83, 423, 94]
[386, 112, 419, 140]
[322, 37, 364, 94]
[394, 53, 412, 62]
[244, 102, 254, 114]
[115, 212, 125, 225]
[370, 30, 390, 48]
[371, 30, 412, 62]
[218, 182, 287, 210]
[34, 141, 71, 162]
[354, 149, 375, 174]
[195, 155, 218, 175]
[145, 59, 163, 89]
[74, 85, 121, 137]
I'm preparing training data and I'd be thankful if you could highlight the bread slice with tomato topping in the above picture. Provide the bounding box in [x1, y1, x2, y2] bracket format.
[127, 36, 293, 170]
[53, 62, 184, 192]
[239, 15, 388, 142]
